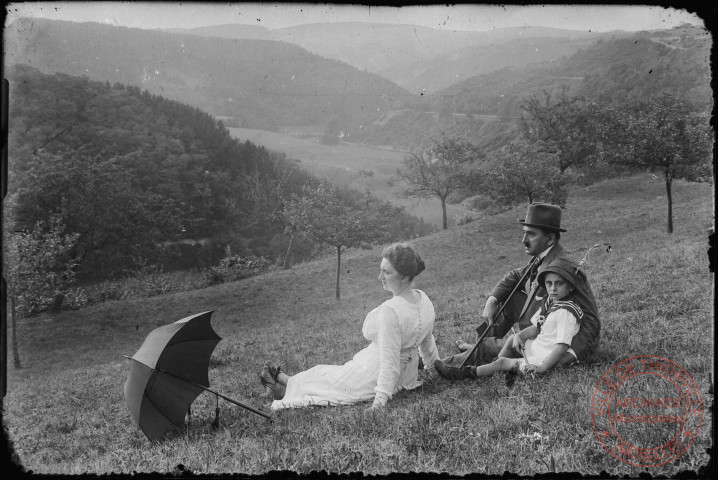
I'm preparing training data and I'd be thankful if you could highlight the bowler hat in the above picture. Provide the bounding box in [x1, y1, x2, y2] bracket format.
[518, 203, 567, 232]
[537, 257, 578, 288]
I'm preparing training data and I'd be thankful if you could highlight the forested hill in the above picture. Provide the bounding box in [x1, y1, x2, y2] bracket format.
[6, 65, 434, 279]
[4, 17, 410, 131]
[435, 26, 711, 113]
[6, 64, 287, 269]
[350, 24, 711, 150]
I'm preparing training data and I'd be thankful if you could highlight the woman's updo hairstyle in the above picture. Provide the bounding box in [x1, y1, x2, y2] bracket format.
[382, 243, 425, 281]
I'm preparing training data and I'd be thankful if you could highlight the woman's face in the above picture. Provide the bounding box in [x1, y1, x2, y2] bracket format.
[379, 257, 407, 295]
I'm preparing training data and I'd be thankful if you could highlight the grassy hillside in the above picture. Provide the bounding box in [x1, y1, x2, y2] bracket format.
[4, 175, 713, 475]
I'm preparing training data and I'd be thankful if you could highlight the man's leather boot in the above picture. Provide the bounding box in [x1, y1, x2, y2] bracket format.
[434, 359, 478, 381]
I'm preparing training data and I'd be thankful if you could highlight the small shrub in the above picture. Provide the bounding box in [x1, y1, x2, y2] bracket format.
[454, 213, 476, 226]
[201, 245, 273, 286]
[62, 288, 89, 310]
[85, 268, 205, 304]
[201, 268, 225, 287]
[465, 195, 495, 212]
[126, 263, 178, 298]
[94, 280, 128, 303]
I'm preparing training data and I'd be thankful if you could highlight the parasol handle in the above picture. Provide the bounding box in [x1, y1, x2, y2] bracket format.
[212, 394, 220, 430]
[182, 378, 272, 421]
[122, 355, 273, 421]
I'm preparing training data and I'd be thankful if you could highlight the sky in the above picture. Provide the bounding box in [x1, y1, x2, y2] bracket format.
[4, 2, 708, 33]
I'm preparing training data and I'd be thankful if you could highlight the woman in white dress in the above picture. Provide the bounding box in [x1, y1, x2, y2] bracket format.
[260, 243, 440, 410]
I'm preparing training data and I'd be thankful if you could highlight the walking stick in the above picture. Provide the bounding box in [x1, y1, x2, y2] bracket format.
[575, 243, 612, 274]
[460, 256, 538, 367]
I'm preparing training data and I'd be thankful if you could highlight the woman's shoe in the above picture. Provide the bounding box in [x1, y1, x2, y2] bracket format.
[264, 360, 281, 383]
[259, 366, 275, 398]
[259, 361, 283, 399]
[259, 368, 275, 388]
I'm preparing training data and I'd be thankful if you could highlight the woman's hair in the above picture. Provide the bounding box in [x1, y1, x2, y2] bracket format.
[382, 243, 425, 281]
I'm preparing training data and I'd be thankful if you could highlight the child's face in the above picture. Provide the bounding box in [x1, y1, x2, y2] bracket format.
[544, 272, 572, 300]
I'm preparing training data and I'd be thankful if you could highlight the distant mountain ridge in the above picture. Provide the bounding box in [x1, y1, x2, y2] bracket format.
[6, 17, 706, 152]
[5, 17, 410, 131]
[349, 24, 711, 150]
[167, 22, 624, 92]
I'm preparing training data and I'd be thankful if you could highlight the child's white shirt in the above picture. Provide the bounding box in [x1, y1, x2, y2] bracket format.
[524, 306, 580, 364]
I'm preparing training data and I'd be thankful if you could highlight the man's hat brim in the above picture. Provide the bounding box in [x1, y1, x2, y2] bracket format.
[518, 220, 567, 233]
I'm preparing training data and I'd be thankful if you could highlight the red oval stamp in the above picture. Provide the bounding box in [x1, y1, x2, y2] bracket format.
[591, 355, 704, 467]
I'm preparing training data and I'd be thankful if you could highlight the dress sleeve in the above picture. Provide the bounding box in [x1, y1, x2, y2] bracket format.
[374, 305, 402, 400]
[418, 332, 440, 376]
[551, 309, 579, 345]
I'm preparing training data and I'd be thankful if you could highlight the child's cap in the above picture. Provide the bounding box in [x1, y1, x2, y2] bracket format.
[537, 257, 579, 288]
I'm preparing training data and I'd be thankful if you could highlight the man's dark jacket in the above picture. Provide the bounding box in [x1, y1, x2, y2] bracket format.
[489, 243, 601, 361]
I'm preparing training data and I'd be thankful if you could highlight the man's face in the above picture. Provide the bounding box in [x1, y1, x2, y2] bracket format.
[521, 226, 554, 256]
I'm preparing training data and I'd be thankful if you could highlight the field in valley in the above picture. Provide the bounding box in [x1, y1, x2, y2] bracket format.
[3, 175, 714, 476]
[227, 126, 475, 227]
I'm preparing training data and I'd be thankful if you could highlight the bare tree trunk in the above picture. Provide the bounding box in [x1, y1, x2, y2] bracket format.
[50, 293, 65, 313]
[11, 295, 21, 369]
[335, 245, 342, 300]
[665, 175, 674, 234]
[282, 235, 295, 269]
[440, 196, 448, 230]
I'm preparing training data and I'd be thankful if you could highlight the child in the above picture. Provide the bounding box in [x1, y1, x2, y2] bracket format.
[434, 257, 583, 380]
[479, 257, 583, 376]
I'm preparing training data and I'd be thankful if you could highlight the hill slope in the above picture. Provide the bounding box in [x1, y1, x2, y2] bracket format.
[5, 65, 434, 278]
[4, 175, 713, 475]
[351, 24, 711, 150]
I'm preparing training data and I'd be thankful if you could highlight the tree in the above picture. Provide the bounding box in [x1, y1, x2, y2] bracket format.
[521, 86, 599, 173]
[321, 116, 343, 146]
[605, 94, 712, 233]
[5, 215, 81, 316]
[397, 135, 485, 229]
[483, 142, 572, 208]
[282, 184, 391, 299]
[238, 153, 324, 269]
[13, 151, 181, 277]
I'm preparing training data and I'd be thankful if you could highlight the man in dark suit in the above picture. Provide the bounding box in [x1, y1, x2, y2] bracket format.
[435, 203, 601, 379]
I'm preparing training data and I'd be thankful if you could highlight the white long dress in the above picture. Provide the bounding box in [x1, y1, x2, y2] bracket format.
[271, 289, 439, 410]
